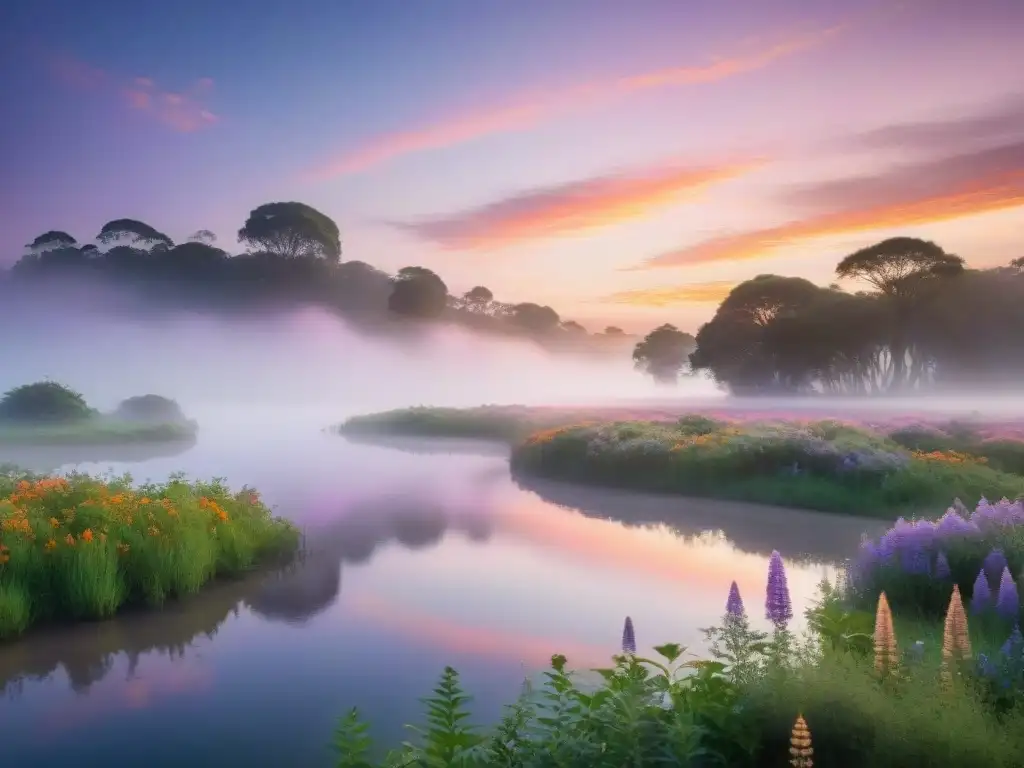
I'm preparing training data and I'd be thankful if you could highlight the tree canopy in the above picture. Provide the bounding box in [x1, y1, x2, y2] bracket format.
[237, 202, 341, 261]
[633, 324, 697, 383]
[26, 231, 77, 252]
[388, 266, 449, 319]
[97, 219, 174, 249]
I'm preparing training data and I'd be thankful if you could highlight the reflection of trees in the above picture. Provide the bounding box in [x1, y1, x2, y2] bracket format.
[512, 474, 885, 563]
[0, 487, 495, 695]
[0, 437, 197, 474]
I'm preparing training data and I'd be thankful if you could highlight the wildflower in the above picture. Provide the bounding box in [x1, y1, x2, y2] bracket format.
[65, 533, 75, 546]
[765, 550, 793, 628]
[725, 581, 745, 619]
[873, 592, 898, 676]
[621, 616, 636, 656]
[49, 517, 60, 528]
[789, 713, 813, 768]
[941, 584, 972, 688]
[1000, 625, 1023, 660]
[935, 551, 951, 579]
[996, 567, 1020, 621]
[44, 538, 56, 552]
[80, 528, 94, 543]
[971, 568, 992, 614]
[983, 548, 1009, 582]
[0, 546, 8, 565]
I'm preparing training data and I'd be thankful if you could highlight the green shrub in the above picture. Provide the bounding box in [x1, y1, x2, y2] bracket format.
[676, 414, 722, 436]
[0, 381, 94, 423]
[0, 470, 298, 638]
[113, 394, 187, 424]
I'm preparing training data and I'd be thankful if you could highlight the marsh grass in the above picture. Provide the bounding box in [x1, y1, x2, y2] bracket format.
[336, 406, 551, 443]
[0, 417, 197, 445]
[0, 470, 298, 638]
[509, 420, 1024, 517]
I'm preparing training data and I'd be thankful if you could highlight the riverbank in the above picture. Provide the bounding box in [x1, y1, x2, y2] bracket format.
[334, 518, 1024, 767]
[334, 407, 1024, 516]
[0, 417, 197, 445]
[0, 470, 298, 639]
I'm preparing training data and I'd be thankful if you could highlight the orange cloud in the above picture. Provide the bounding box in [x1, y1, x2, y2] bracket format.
[305, 25, 843, 180]
[602, 281, 737, 307]
[121, 76, 219, 132]
[634, 143, 1024, 270]
[392, 160, 761, 250]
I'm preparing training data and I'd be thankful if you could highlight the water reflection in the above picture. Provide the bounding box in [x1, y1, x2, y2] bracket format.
[0, 486, 496, 696]
[513, 476, 888, 562]
[0, 438, 198, 474]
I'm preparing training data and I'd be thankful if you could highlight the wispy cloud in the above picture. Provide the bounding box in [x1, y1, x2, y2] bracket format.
[390, 160, 761, 250]
[122, 76, 219, 132]
[632, 139, 1024, 270]
[602, 281, 737, 307]
[47, 53, 218, 133]
[305, 25, 844, 181]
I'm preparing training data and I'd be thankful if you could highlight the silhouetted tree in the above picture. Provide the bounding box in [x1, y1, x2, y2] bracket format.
[237, 202, 341, 261]
[633, 324, 697, 384]
[388, 266, 449, 318]
[561, 320, 587, 334]
[26, 231, 77, 252]
[604, 326, 624, 336]
[509, 303, 560, 335]
[188, 229, 217, 244]
[97, 219, 174, 249]
[464, 286, 493, 305]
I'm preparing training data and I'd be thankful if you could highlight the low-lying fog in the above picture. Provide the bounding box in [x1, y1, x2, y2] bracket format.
[3, 297, 1024, 421]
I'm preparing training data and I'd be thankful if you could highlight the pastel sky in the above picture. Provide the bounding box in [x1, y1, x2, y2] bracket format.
[2, 0, 1022, 333]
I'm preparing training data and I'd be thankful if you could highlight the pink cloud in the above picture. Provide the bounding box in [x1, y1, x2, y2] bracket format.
[47, 52, 219, 133]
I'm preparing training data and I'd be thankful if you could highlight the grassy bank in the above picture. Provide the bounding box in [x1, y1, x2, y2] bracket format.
[337, 407, 1024, 516]
[333, 524, 1024, 767]
[0, 469, 298, 639]
[0, 417, 197, 445]
[0, 382, 198, 445]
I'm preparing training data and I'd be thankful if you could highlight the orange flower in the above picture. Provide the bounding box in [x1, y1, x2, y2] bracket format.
[49, 517, 60, 528]
[81, 528, 94, 543]
[44, 538, 57, 552]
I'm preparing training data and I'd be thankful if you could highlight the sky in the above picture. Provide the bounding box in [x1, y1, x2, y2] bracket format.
[1, 0, 1022, 334]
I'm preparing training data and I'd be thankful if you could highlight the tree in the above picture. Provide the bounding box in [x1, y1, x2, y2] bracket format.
[237, 202, 341, 261]
[97, 219, 174, 249]
[604, 326, 625, 336]
[836, 237, 964, 391]
[509, 303, 560, 335]
[561, 320, 587, 334]
[388, 266, 449, 318]
[26, 231, 77, 252]
[633, 324, 697, 384]
[464, 286, 493, 304]
[188, 229, 217, 245]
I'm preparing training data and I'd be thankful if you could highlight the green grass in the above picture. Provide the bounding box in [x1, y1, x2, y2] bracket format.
[334, 407, 1024, 517]
[0, 416, 198, 445]
[0, 469, 298, 639]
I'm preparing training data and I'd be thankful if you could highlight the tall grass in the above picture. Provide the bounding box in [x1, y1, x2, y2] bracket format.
[0, 469, 298, 639]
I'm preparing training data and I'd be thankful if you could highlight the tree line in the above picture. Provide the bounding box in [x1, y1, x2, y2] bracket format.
[683, 237, 1024, 394]
[5, 201, 649, 356]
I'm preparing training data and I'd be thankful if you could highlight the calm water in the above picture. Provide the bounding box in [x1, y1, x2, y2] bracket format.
[0, 407, 885, 767]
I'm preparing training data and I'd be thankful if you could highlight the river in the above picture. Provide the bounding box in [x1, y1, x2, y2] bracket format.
[0, 406, 886, 767]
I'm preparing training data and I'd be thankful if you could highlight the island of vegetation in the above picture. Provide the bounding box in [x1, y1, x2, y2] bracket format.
[0, 468, 298, 639]
[335, 406, 1024, 516]
[333, 497, 1024, 767]
[0, 382, 198, 445]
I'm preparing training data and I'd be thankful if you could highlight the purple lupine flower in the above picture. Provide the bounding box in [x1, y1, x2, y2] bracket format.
[972, 568, 992, 614]
[996, 567, 1020, 621]
[983, 548, 1009, 583]
[935, 551, 951, 579]
[765, 550, 793, 627]
[621, 616, 636, 655]
[725, 581, 745, 618]
[1000, 625, 1023, 660]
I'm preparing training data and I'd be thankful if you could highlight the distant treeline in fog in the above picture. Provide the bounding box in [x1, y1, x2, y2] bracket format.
[5, 201, 1023, 394]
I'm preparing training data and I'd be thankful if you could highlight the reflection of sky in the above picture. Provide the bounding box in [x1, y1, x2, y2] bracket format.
[0, 425, 874, 765]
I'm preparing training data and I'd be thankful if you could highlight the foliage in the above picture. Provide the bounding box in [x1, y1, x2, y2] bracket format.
[0, 381, 94, 423]
[97, 218, 174, 249]
[0, 470, 298, 639]
[388, 267, 449, 319]
[332, 551, 1024, 767]
[26, 230, 77, 252]
[112, 394, 188, 424]
[237, 201, 341, 261]
[888, 422, 1024, 475]
[336, 406, 549, 443]
[632, 323, 696, 383]
[510, 418, 1024, 516]
[508, 303, 561, 335]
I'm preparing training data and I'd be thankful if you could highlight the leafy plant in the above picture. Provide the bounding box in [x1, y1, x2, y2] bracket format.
[0, 381, 94, 423]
